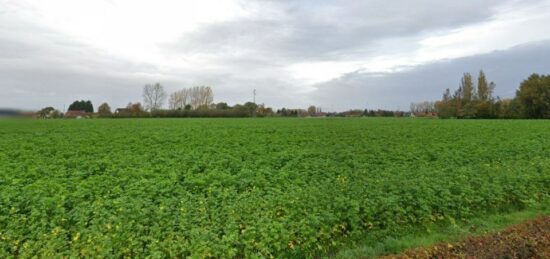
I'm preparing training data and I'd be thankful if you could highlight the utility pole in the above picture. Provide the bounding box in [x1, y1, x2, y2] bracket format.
[252, 89, 257, 117]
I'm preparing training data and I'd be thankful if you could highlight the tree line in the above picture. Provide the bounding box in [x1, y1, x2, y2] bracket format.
[434, 71, 550, 119]
[30, 72, 549, 119]
[91, 83, 275, 118]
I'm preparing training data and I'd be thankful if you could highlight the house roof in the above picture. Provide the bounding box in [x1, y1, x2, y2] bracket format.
[65, 110, 87, 117]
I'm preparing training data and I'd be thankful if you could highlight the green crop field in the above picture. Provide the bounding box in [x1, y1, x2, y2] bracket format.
[0, 118, 549, 258]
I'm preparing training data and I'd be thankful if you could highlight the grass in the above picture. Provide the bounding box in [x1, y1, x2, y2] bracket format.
[334, 201, 550, 258]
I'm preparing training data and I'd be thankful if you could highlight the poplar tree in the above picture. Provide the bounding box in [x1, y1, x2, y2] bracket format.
[477, 70, 489, 101]
[460, 73, 475, 102]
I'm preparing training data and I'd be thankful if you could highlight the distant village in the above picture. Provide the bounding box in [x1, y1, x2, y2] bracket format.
[2, 70, 548, 120]
[0, 105, 421, 119]
[1, 83, 425, 119]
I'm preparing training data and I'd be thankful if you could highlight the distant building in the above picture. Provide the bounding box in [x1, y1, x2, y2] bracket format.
[341, 110, 363, 117]
[290, 109, 308, 117]
[114, 108, 134, 117]
[411, 112, 438, 118]
[115, 108, 130, 114]
[64, 110, 88, 119]
[312, 112, 327, 117]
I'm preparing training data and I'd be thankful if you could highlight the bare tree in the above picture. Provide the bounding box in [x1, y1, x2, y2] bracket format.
[168, 86, 214, 110]
[168, 92, 178, 110]
[182, 89, 191, 108]
[190, 86, 202, 109]
[188, 86, 214, 109]
[143, 83, 166, 111]
[168, 89, 190, 110]
[198, 86, 213, 109]
[410, 101, 436, 114]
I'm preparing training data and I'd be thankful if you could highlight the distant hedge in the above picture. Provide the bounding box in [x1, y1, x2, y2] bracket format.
[114, 109, 255, 118]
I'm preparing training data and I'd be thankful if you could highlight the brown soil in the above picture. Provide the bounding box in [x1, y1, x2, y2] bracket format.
[381, 216, 550, 259]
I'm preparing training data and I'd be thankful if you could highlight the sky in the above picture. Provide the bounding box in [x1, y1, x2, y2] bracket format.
[1, 0, 550, 111]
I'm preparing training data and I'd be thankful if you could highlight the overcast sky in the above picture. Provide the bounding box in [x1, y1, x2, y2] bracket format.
[1, 0, 550, 111]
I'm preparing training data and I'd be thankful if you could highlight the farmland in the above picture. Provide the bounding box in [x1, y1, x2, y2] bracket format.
[0, 118, 549, 258]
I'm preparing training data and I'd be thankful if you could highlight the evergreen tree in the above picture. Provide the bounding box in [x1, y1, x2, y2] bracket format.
[85, 100, 94, 113]
[68, 100, 94, 113]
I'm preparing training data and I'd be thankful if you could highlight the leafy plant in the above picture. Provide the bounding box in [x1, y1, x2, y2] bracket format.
[0, 118, 548, 257]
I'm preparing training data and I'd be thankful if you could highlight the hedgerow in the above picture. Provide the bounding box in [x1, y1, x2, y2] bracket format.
[0, 118, 548, 258]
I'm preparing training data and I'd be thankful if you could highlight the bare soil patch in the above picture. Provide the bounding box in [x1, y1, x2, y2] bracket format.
[381, 216, 550, 259]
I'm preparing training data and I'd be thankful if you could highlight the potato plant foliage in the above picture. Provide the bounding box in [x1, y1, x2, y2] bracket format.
[0, 118, 549, 258]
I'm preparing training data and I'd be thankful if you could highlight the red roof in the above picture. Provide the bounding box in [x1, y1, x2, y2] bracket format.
[65, 110, 87, 118]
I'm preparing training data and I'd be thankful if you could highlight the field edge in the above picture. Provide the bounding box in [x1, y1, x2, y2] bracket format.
[332, 201, 550, 258]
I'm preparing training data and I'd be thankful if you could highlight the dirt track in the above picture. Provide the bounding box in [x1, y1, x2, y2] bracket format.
[381, 216, 550, 259]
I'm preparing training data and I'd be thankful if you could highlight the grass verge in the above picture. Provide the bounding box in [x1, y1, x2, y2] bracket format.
[333, 202, 550, 258]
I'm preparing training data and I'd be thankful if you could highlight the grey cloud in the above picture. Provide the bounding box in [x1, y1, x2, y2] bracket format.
[0, 13, 171, 110]
[167, 0, 510, 62]
[1, 0, 549, 111]
[311, 40, 550, 111]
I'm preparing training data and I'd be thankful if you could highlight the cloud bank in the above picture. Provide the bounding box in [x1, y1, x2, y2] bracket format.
[1, 0, 549, 111]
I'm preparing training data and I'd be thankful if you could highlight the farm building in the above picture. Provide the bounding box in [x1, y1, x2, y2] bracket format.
[64, 110, 88, 119]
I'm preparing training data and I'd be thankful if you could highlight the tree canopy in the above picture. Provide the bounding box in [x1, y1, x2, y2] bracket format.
[516, 74, 550, 119]
[435, 71, 549, 119]
[68, 100, 93, 113]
